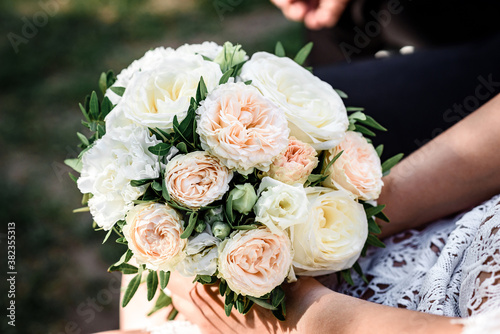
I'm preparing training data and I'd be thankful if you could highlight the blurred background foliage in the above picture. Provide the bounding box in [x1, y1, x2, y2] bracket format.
[0, 0, 304, 333]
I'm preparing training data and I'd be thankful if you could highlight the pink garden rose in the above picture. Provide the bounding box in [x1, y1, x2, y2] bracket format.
[323, 131, 383, 201]
[123, 203, 186, 271]
[196, 82, 289, 175]
[165, 151, 233, 209]
[265, 137, 318, 185]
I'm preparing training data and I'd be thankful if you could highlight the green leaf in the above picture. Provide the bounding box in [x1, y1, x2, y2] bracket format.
[323, 150, 343, 173]
[293, 42, 313, 66]
[100, 97, 113, 119]
[122, 270, 142, 307]
[225, 193, 234, 223]
[219, 279, 227, 297]
[102, 228, 113, 244]
[349, 111, 366, 121]
[346, 106, 365, 112]
[149, 127, 170, 142]
[130, 179, 153, 187]
[272, 303, 286, 321]
[275, 41, 286, 57]
[147, 290, 172, 316]
[368, 218, 382, 234]
[271, 286, 285, 308]
[148, 143, 172, 156]
[232, 224, 258, 230]
[354, 124, 376, 137]
[168, 308, 179, 320]
[246, 296, 277, 310]
[77, 132, 89, 147]
[382, 153, 404, 175]
[367, 234, 386, 248]
[110, 86, 125, 97]
[341, 269, 355, 286]
[79, 103, 90, 122]
[151, 181, 162, 192]
[108, 263, 138, 275]
[358, 115, 387, 131]
[64, 158, 82, 173]
[147, 270, 159, 301]
[180, 212, 198, 239]
[365, 204, 386, 218]
[375, 144, 384, 157]
[224, 301, 234, 317]
[243, 80, 252, 85]
[353, 262, 369, 284]
[99, 72, 108, 95]
[161, 179, 170, 201]
[89, 91, 99, 120]
[176, 142, 188, 153]
[196, 77, 208, 102]
[159, 271, 170, 289]
[69, 172, 78, 183]
[335, 89, 348, 98]
[219, 69, 234, 85]
[375, 210, 390, 222]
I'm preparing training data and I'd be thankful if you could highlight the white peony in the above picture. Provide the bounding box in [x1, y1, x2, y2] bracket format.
[118, 53, 222, 131]
[196, 82, 289, 174]
[176, 41, 223, 60]
[292, 187, 368, 276]
[177, 231, 219, 277]
[240, 52, 349, 150]
[105, 47, 176, 105]
[254, 177, 309, 234]
[77, 126, 161, 230]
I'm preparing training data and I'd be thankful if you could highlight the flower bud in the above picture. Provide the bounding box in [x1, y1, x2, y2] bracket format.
[214, 42, 247, 72]
[204, 206, 224, 225]
[229, 183, 257, 215]
[213, 221, 231, 239]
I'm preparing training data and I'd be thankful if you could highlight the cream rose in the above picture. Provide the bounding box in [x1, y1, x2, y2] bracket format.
[292, 187, 368, 276]
[165, 151, 233, 209]
[218, 228, 292, 297]
[254, 177, 309, 234]
[196, 82, 289, 175]
[123, 203, 186, 271]
[176, 41, 223, 60]
[323, 131, 383, 201]
[240, 52, 348, 150]
[119, 53, 222, 130]
[264, 137, 318, 185]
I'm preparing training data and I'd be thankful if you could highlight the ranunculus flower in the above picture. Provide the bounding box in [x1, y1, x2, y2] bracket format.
[240, 52, 348, 150]
[196, 82, 289, 175]
[228, 183, 257, 214]
[123, 203, 186, 271]
[264, 137, 318, 185]
[165, 151, 233, 209]
[77, 126, 161, 230]
[254, 177, 309, 234]
[119, 53, 222, 130]
[177, 230, 219, 277]
[218, 228, 292, 297]
[323, 131, 383, 201]
[292, 187, 368, 276]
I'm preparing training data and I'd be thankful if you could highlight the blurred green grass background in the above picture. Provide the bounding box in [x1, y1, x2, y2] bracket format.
[0, 1, 304, 332]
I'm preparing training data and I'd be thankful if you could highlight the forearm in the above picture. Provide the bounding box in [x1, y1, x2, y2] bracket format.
[379, 93, 500, 237]
[289, 279, 462, 334]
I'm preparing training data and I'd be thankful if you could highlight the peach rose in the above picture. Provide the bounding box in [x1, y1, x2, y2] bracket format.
[323, 131, 383, 201]
[218, 228, 292, 297]
[165, 151, 233, 209]
[196, 82, 289, 175]
[123, 203, 186, 271]
[265, 137, 318, 185]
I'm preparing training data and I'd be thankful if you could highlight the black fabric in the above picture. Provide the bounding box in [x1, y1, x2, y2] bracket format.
[314, 33, 500, 158]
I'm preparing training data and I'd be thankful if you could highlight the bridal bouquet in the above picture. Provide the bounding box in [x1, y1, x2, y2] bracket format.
[66, 41, 402, 320]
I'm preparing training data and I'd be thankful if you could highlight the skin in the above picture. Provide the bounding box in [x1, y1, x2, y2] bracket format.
[100, 94, 500, 333]
[270, 0, 351, 30]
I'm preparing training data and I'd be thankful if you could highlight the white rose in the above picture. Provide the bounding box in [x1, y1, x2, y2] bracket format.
[119, 53, 222, 130]
[105, 47, 175, 105]
[292, 187, 368, 276]
[177, 231, 219, 277]
[176, 41, 223, 60]
[123, 203, 186, 271]
[254, 177, 309, 234]
[77, 127, 161, 230]
[218, 228, 292, 297]
[196, 82, 289, 174]
[240, 52, 348, 150]
[323, 131, 383, 201]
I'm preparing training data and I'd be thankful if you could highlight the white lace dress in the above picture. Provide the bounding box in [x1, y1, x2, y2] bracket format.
[149, 195, 500, 334]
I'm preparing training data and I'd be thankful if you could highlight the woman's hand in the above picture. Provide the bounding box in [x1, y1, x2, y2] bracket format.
[270, 0, 351, 30]
[168, 272, 331, 334]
